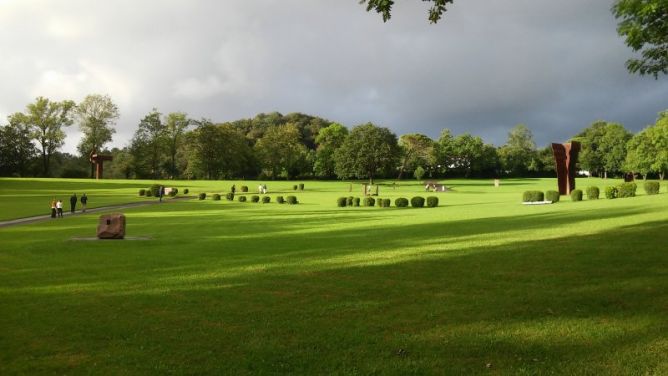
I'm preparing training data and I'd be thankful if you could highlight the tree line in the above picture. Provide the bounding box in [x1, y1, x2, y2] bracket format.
[1, 95, 666, 181]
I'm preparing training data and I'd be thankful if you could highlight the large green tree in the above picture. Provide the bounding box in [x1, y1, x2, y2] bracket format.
[612, 0, 668, 77]
[75, 94, 119, 156]
[600, 123, 632, 178]
[0, 120, 36, 177]
[185, 121, 250, 180]
[334, 123, 399, 183]
[449, 133, 495, 178]
[624, 129, 655, 178]
[649, 111, 668, 179]
[164, 112, 191, 179]
[130, 109, 166, 179]
[361, 0, 454, 23]
[8, 97, 75, 176]
[397, 133, 436, 179]
[254, 123, 307, 179]
[314, 123, 348, 178]
[498, 124, 538, 176]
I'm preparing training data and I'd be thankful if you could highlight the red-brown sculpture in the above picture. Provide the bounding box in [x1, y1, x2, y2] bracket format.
[97, 213, 126, 239]
[89, 150, 113, 180]
[551, 142, 581, 195]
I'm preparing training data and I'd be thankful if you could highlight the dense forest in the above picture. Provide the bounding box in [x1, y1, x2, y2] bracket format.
[1, 96, 666, 181]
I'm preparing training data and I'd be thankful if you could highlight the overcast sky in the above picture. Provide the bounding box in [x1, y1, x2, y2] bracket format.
[1, 0, 667, 154]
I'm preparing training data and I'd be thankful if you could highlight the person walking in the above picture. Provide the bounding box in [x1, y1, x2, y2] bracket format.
[50, 198, 57, 218]
[159, 186, 165, 202]
[231, 184, 236, 194]
[80, 193, 88, 213]
[69, 193, 77, 213]
[56, 199, 63, 218]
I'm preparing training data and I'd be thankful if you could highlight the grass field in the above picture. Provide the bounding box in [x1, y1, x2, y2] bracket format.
[0, 177, 666, 374]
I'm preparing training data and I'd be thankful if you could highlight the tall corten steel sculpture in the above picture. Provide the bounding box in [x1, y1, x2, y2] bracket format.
[551, 141, 581, 195]
[89, 150, 113, 180]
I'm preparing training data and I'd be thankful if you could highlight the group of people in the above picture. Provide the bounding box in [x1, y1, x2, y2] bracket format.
[50, 193, 88, 218]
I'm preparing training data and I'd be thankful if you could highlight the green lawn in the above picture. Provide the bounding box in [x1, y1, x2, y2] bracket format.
[0, 178, 666, 374]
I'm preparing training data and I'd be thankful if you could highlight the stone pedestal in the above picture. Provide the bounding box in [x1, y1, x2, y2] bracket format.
[551, 142, 581, 195]
[97, 213, 126, 239]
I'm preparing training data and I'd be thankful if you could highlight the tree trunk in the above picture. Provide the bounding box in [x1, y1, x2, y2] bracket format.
[660, 172, 665, 181]
[604, 170, 607, 179]
[41, 150, 48, 176]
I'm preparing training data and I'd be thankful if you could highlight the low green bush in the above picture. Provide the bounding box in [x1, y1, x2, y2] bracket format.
[262, 196, 270, 203]
[277, 196, 285, 204]
[286, 196, 298, 204]
[225, 192, 235, 201]
[337, 197, 347, 207]
[168, 189, 177, 197]
[239, 195, 247, 202]
[353, 197, 360, 207]
[251, 195, 260, 203]
[545, 190, 560, 203]
[183, 188, 189, 194]
[395, 197, 409, 207]
[644, 181, 660, 195]
[605, 186, 618, 199]
[411, 196, 425, 208]
[212, 193, 221, 201]
[150, 184, 161, 197]
[522, 191, 544, 202]
[377, 198, 383, 207]
[364, 197, 375, 207]
[347, 196, 354, 206]
[299, 183, 304, 190]
[570, 189, 583, 202]
[426, 196, 439, 207]
[145, 189, 153, 197]
[240, 185, 248, 192]
[138, 189, 146, 196]
[617, 182, 637, 198]
[293, 185, 298, 190]
[586, 186, 599, 200]
[382, 199, 391, 207]
[198, 193, 206, 200]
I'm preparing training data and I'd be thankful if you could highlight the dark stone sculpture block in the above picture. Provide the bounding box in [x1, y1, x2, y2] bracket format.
[97, 213, 126, 239]
[551, 142, 581, 195]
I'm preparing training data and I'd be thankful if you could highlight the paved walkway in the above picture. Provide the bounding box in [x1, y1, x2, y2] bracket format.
[0, 197, 191, 229]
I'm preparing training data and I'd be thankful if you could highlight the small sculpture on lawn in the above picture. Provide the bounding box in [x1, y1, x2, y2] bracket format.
[97, 213, 126, 239]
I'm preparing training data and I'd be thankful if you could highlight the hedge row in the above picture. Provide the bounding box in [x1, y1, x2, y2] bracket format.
[338, 196, 438, 208]
[197, 194, 298, 204]
[523, 182, 659, 203]
[138, 187, 179, 197]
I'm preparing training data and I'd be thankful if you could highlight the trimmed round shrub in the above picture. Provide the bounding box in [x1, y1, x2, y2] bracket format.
[299, 183, 304, 190]
[168, 189, 177, 197]
[605, 186, 618, 199]
[570, 189, 583, 202]
[240, 185, 249, 192]
[262, 196, 270, 203]
[293, 185, 298, 190]
[286, 196, 298, 204]
[363, 197, 375, 207]
[411, 196, 425, 208]
[346, 196, 354, 206]
[377, 198, 383, 207]
[586, 186, 599, 200]
[145, 189, 153, 197]
[644, 181, 660, 195]
[238, 195, 247, 202]
[150, 184, 161, 197]
[426, 196, 439, 207]
[617, 182, 637, 198]
[212, 193, 221, 201]
[198, 193, 206, 200]
[382, 199, 391, 207]
[395, 197, 409, 207]
[251, 195, 260, 203]
[225, 192, 235, 201]
[277, 196, 285, 204]
[183, 188, 189, 194]
[545, 190, 560, 203]
[522, 191, 544, 202]
[138, 188, 146, 196]
[337, 197, 347, 207]
[353, 197, 360, 207]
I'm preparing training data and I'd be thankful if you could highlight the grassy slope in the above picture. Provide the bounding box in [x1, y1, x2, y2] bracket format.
[0, 178, 666, 374]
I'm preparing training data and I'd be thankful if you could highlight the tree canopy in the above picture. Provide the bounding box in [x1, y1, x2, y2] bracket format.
[612, 0, 668, 77]
[360, 0, 453, 23]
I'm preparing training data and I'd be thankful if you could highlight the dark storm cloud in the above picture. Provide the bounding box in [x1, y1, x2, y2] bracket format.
[0, 0, 666, 153]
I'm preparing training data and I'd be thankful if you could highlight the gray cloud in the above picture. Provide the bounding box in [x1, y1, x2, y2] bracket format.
[0, 0, 666, 153]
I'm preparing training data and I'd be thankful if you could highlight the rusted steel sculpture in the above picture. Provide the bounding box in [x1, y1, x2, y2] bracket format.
[551, 142, 581, 195]
[97, 213, 126, 239]
[89, 150, 113, 180]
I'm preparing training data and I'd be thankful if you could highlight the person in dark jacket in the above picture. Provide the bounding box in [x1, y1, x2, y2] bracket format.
[80, 193, 88, 213]
[70, 193, 77, 213]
